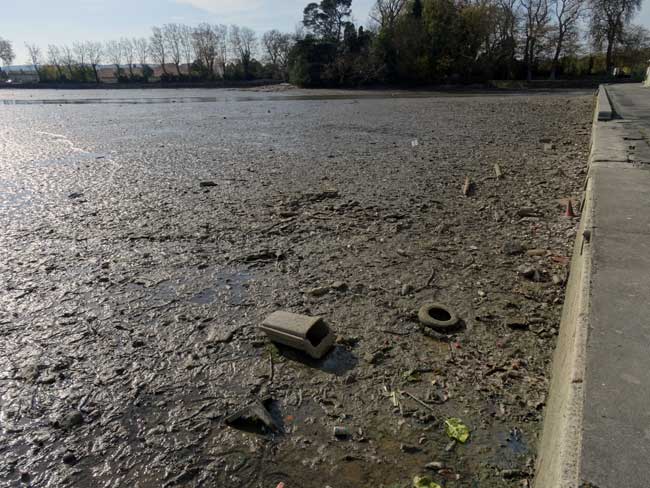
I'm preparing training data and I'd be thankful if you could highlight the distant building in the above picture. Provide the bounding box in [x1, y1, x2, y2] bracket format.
[3, 65, 40, 84]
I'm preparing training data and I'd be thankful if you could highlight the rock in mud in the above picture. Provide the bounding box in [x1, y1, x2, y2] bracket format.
[517, 208, 539, 218]
[503, 241, 525, 256]
[62, 452, 78, 465]
[505, 317, 529, 330]
[333, 426, 350, 439]
[401, 284, 414, 296]
[307, 286, 330, 297]
[60, 411, 84, 429]
[517, 265, 536, 279]
[330, 281, 348, 291]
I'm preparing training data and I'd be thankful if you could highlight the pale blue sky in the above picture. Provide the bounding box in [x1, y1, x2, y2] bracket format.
[3, 0, 649, 65]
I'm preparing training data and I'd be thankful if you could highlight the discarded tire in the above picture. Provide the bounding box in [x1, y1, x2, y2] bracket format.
[418, 303, 459, 332]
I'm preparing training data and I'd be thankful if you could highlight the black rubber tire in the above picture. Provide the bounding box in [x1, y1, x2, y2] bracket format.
[418, 303, 459, 332]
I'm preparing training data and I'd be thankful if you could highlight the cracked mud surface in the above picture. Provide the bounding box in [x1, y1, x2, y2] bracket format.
[0, 88, 593, 487]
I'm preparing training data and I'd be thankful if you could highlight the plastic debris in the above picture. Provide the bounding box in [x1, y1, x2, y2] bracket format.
[411, 139, 419, 147]
[565, 199, 576, 217]
[445, 418, 470, 443]
[225, 396, 278, 433]
[333, 426, 350, 439]
[413, 476, 442, 488]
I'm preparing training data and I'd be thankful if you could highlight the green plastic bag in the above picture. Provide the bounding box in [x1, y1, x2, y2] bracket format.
[413, 476, 442, 488]
[445, 418, 470, 443]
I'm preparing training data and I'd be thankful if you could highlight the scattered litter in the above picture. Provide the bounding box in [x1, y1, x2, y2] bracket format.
[418, 303, 459, 332]
[401, 391, 436, 413]
[260, 311, 335, 359]
[307, 286, 330, 297]
[401, 443, 421, 453]
[501, 469, 528, 480]
[68, 192, 84, 199]
[527, 249, 547, 257]
[494, 163, 503, 179]
[225, 396, 278, 433]
[411, 139, 419, 147]
[444, 418, 470, 443]
[199, 181, 218, 187]
[462, 177, 472, 196]
[425, 461, 446, 470]
[413, 476, 442, 488]
[276, 483, 285, 488]
[565, 199, 576, 217]
[401, 284, 414, 296]
[502, 241, 525, 256]
[333, 426, 350, 439]
[543, 143, 556, 152]
[237, 249, 284, 263]
[517, 208, 539, 218]
[330, 281, 348, 291]
[505, 317, 529, 330]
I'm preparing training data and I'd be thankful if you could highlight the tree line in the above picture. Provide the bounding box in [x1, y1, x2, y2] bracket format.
[14, 24, 293, 84]
[289, 0, 647, 86]
[1, 0, 648, 87]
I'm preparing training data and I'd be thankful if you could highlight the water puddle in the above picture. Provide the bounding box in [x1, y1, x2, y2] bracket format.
[0, 180, 34, 209]
[189, 269, 252, 306]
[0, 91, 530, 106]
[493, 428, 530, 470]
[189, 288, 216, 305]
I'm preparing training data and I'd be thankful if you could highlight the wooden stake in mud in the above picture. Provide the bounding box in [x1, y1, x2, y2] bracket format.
[494, 164, 503, 179]
[463, 177, 472, 196]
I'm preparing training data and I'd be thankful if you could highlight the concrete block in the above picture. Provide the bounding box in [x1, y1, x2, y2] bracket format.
[260, 311, 335, 359]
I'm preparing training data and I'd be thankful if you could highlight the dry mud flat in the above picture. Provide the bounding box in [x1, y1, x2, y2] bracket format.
[0, 90, 593, 487]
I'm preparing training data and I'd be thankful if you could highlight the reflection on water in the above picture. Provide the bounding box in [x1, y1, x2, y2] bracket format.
[190, 269, 252, 306]
[0, 91, 530, 106]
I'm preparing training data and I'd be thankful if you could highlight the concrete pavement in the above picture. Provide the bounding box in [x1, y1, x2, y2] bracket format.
[536, 84, 650, 488]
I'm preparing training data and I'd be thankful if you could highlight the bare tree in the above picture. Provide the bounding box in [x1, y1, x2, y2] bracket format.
[262, 30, 293, 80]
[370, 0, 407, 30]
[150, 27, 168, 76]
[215, 25, 229, 77]
[25, 43, 42, 77]
[520, 0, 551, 80]
[0, 37, 15, 66]
[105, 40, 123, 77]
[133, 38, 149, 68]
[229, 25, 257, 78]
[73, 42, 88, 68]
[549, 0, 585, 79]
[590, 0, 642, 73]
[192, 23, 218, 76]
[180, 24, 195, 73]
[163, 23, 184, 75]
[86, 41, 103, 83]
[121, 38, 136, 77]
[47, 45, 64, 79]
[61, 45, 76, 78]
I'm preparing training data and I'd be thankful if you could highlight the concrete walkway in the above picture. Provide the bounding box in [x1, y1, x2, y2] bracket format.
[536, 84, 650, 488]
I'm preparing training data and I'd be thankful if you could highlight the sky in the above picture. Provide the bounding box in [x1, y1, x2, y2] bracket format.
[2, 0, 650, 65]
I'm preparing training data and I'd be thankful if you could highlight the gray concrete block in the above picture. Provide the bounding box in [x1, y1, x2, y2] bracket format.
[260, 311, 335, 359]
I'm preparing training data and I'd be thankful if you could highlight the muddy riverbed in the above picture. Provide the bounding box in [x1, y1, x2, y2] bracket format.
[0, 88, 594, 487]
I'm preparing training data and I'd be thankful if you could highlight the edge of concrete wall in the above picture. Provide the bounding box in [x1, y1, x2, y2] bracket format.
[597, 84, 613, 121]
[533, 87, 605, 488]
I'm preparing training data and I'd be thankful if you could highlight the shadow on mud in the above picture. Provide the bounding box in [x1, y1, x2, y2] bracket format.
[276, 344, 357, 376]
